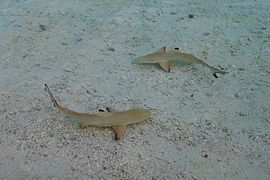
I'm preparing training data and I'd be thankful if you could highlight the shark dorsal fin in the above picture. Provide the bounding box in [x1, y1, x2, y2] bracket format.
[106, 107, 118, 113]
[159, 47, 166, 53]
[112, 125, 128, 140]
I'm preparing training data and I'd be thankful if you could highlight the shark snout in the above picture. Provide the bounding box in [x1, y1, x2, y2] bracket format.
[140, 109, 151, 120]
[131, 57, 140, 64]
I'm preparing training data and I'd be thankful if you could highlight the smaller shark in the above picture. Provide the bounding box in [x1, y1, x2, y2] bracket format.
[44, 84, 151, 140]
[133, 47, 227, 77]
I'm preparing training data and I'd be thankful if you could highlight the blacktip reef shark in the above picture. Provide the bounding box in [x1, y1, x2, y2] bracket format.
[133, 47, 227, 77]
[44, 84, 151, 140]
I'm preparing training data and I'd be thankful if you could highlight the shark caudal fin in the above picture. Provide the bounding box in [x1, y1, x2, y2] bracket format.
[208, 66, 228, 78]
[196, 58, 227, 78]
[44, 84, 59, 107]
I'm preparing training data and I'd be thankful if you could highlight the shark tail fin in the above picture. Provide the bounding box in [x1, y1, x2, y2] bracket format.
[44, 84, 59, 108]
[198, 59, 227, 77]
[209, 67, 228, 78]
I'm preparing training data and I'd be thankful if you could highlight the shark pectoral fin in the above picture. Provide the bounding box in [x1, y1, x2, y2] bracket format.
[159, 62, 172, 72]
[106, 107, 118, 113]
[80, 124, 88, 129]
[112, 125, 128, 140]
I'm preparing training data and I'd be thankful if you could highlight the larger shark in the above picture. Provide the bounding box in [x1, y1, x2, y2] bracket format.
[44, 84, 151, 140]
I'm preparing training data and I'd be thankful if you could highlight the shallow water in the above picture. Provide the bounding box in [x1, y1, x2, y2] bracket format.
[0, 0, 269, 179]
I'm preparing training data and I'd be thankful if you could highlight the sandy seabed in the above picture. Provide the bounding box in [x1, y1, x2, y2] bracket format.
[0, 0, 269, 179]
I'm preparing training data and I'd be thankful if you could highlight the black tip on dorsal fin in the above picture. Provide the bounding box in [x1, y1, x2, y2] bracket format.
[174, 47, 179, 50]
[106, 107, 118, 113]
[159, 47, 166, 53]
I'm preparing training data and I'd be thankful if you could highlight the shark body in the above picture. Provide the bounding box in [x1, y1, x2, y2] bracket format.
[134, 47, 227, 77]
[44, 84, 151, 140]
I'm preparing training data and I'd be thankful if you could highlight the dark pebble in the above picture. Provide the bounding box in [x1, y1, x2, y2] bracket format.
[169, 12, 177, 15]
[39, 24, 48, 31]
[75, 37, 82, 43]
[108, 47, 115, 52]
[188, 14, 194, 19]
